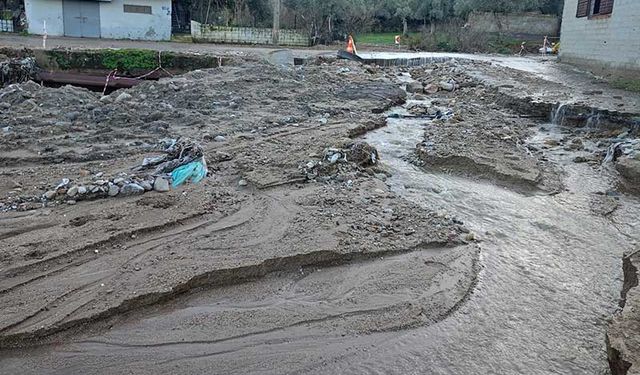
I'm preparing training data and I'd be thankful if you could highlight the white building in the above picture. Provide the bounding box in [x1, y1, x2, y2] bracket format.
[560, 0, 640, 77]
[25, 0, 172, 41]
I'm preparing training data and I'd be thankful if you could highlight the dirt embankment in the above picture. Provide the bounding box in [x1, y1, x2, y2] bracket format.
[0, 59, 480, 349]
[608, 250, 640, 375]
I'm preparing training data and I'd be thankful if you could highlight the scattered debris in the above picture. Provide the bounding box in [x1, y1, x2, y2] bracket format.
[0, 57, 37, 87]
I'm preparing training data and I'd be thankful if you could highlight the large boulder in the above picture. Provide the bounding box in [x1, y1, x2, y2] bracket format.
[616, 157, 640, 184]
[607, 249, 640, 375]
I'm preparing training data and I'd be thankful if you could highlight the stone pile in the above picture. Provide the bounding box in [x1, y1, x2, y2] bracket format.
[41, 137, 206, 204]
[42, 173, 172, 204]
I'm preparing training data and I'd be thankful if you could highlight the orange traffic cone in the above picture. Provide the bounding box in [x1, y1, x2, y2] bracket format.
[346, 35, 358, 55]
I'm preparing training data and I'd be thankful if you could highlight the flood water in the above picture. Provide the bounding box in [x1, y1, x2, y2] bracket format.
[2, 95, 639, 375]
[328, 104, 640, 375]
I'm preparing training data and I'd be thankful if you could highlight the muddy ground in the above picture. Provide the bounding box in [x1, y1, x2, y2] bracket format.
[0, 52, 639, 374]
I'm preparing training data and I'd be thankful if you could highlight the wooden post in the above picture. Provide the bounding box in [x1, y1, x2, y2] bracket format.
[272, 0, 280, 45]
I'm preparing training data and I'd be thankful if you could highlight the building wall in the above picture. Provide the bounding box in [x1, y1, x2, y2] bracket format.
[100, 0, 171, 41]
[191, 21, 310, 47]
[468, 12, 560, 36]
[560, 0, 640, 77]
[25, 0, 64, 36]
[25, 0, 171, 40]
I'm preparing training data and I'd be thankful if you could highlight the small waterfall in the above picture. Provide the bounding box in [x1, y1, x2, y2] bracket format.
[551, 103, 568, 126]
[585, 112, 602, 130]
[603, 142, 623, 163]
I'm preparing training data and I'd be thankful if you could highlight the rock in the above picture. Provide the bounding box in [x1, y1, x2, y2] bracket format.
[573, 156, 588, 163]
[318, 117, 328, 125]
[569, 138, 584, 150]
[238, 179, 248, 187]
[265, 49, 294, 69]
[115, 92, 132, 103]
[543, 138, 559, 147]
[406, 81, 424, 94]
[616, 157, 640, 184]
[56, 178, 70, 190]
[120, 183, 145, 196]
[140, 180, 153, 191]
[66, 200, 76, 205]
[113, 177, 126, 186]
[438, 81, 455, 91]
[374, 173, 387, 181]
[66, 186, 79, 197]
[153, 177, 170, 192]
[77, 186, 87, 195]
[65, 111, 81, 121]
[214, 135, 226, 142]
[424, 83, 439, 94]
[348, 141, 379, 166]
[107, 184, 120, 197]
[43, 190, 57, 200]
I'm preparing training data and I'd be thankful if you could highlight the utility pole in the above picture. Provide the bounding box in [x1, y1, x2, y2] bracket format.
[272, 0, 280, 45]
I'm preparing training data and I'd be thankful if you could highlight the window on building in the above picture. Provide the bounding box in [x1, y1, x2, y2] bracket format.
[576, 0, 590, 17]
[576, 0, 614, 18]
[592, 0, 614, 15]
[123, 4, 152, 14]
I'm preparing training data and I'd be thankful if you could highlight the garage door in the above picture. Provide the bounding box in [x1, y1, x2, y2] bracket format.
[63, 0, 100, 38]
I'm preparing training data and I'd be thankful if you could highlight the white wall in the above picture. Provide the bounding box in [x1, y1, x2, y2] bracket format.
[99, 0, 171, 41]
[24, 0, 64, 36]
[560, 0, 640, 76]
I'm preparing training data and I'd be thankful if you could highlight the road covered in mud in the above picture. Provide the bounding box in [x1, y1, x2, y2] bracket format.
[0, 52, 639, 374]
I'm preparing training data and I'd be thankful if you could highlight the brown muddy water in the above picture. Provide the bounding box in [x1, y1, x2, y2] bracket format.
[1, 95, 638, 375]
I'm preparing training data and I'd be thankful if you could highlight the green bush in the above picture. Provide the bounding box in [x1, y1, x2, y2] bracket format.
[407, 21, 527, 54]
[101, 49, 165, 70]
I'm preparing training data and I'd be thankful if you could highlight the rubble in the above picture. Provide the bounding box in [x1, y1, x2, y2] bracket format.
[301, 142, 380, 182]
[0, 57, 37, 87]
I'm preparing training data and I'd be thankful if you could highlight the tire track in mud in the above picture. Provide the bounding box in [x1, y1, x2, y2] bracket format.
[0, 192, 300, 344]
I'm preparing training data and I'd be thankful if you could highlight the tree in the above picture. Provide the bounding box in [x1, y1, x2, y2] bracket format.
[454, 0, 544, 17]
[387, 0, 415, 36]
[415, 0, 455, 33]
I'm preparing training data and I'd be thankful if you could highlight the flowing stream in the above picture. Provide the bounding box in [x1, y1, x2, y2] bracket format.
[317, 103, 640, 375]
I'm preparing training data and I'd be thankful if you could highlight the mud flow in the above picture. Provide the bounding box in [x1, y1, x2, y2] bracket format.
[1, 53, 640, 374]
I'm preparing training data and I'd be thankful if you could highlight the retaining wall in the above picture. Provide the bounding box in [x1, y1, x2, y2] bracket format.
[191, 20, 310, 47]
[468, 12, 560, 36]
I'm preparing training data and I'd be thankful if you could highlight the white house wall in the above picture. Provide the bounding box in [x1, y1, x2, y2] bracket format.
[560, 0, 640, 76]
[100, 0, 171, 41]
[25, 0, 64, 36]
[24, 0, 171, 41]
